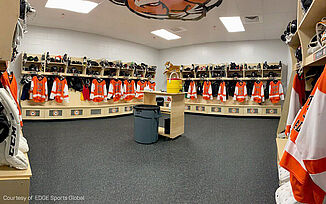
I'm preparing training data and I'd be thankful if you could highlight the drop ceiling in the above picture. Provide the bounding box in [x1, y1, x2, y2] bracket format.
[27, 0, 297, 49]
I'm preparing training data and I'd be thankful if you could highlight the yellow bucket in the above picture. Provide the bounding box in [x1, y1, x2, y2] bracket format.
[167, 72, 182, 93]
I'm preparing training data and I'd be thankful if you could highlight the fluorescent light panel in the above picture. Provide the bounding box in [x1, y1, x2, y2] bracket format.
[219, 17, 245, 32]
[45, 0, 98, 14]
[151, 29, 181, 40]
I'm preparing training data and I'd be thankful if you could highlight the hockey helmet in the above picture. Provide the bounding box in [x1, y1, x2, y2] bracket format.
[295, 46, 302, 62]
[316, 18, 326, 47]
[290, 20, 297, 34]
[308, 34, 322, 55]
[301, 0, 312, 12]
[51, 66, 58, 72]
[27, 56, 34, 61]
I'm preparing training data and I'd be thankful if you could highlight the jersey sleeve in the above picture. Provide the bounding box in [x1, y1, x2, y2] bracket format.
[45, 80, 48, 101]
[107, 81, 113, 99]
[261, 85, 265, 102]
[90, 80, 95, 100]
[209, 83, 213, 100]
[233, 86, 238, 100]
[29, 80, 34, 100]
[49, 80, 57, 100]
[63, 82, 69, 103]
[279, 83, 284, 100]
[103, 83, 108, 102]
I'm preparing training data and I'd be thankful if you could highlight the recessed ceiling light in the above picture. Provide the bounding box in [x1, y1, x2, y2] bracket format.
[151, 29, 181, 40]
[219, 17, 245, 32]
[45, 0, 98, 14]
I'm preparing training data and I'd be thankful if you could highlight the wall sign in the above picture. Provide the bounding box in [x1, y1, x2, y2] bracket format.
[109, 0, 223, 21]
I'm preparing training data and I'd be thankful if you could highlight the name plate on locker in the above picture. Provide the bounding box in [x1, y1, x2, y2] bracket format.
[125, 106, 133, 112]
[109, 108, 119, 114]
[196, 106, 205, 112]
[91, 109, 101, 115]
[211, 107, 221, 113]
[314, 47, 326, 61]
[26, 110, 40, 117]
[71, 110, 83, 116]
[247, 108, 258, 114]
[185, 105, 191, 111]
[228, 108, 239, 114]
[266, 109, 278, 114]
[49, 110, 62, 116]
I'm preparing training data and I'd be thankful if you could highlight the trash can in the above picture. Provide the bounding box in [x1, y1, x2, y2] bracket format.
[133, 105, 161, 144]
[156, 97, 164, 106]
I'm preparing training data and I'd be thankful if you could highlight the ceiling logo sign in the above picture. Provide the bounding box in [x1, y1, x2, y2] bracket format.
[109, 0, 223, 21]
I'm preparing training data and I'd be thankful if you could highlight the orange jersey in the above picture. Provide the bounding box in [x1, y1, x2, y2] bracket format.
[50, 77, 69, 103]
[187, 81, 197, 100]
[233, 82, 247, 103]
[108, 80, 124, 102]
[147, 81, 156, 91]
[136, 81, 147, 99]
[217, 81, 226, 102]
[269, 80, 284, 104]
[251, 81, 264, 103]
[30, 76, 48, 103]
[202, 81, 212, 100]
[90, 79, 107, 102]
[123, 80, 136, 101]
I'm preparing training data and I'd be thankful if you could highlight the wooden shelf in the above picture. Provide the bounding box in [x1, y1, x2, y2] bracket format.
[143, 91, 185, 96]
[288, 31, 300, 47]
[181, 77, 281, 81]
[304, 46, 326, 67]
[158, 127, 170, 137]
[298, 0, 326, 31]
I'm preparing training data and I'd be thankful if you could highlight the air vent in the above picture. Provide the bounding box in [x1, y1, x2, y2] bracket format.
[169, 27, 187, 33]
[243, 15, 263, 24]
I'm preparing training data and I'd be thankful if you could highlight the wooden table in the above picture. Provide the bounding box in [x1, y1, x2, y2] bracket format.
[0, 154, 32, 203]
[143, 91, 185, 139]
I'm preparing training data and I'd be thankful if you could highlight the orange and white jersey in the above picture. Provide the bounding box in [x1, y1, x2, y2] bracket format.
[108, 80, 124, 102]
[50, 77, 69, 103]
[135, 80, 147, 99]
[202, 81, 213, 100]
[146, 81, 156, 91]
[123, 80, 136, 101]
[251, 81, 264, 103]
[233, 81, 247, 102]
[30, 76, 48, 103]
[217, 81, 226, 102]
[269, 80, 284, 104]
[285, 74, 305, 136]
[0, 71, 23, 126]
[280, 66, 326, 204]
[187, 81, 197, 100]
[90, 79, 107, 102]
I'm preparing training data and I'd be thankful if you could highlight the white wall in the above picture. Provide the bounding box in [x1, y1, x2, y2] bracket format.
[19, 26, 292, 93]
[157, 40, 291, 91]
[19, 26, 159, 67]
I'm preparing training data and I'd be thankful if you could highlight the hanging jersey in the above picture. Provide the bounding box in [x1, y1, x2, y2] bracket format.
[217, 81, 227, 102]
[30, 76, 48, 103]
[108, 80, 124, 102]
[233, 81, 247, 102]
[285, 74, 306, 136]
[123, 80, 136, 101]
[147, 82, 156, 91]
[280, 66, 326, 204]
[187, 81, 197, 100]
[50, 77, 69, 103]
[1, 71, 23, 126]
[251, 81, 265, 103]
[269, 80, 284, 104]
[136, 81, 147, 99]
[90, 79, 107, 102]
[202, 81, 213, 100]
[82, 85, 91, 101]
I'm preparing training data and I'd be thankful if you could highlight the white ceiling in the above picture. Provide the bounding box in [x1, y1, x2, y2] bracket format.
[27, 0, 297, 50]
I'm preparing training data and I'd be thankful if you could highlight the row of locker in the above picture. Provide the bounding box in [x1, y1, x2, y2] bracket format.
[164, 102, 281, 117]
[22, 104, 137, 120]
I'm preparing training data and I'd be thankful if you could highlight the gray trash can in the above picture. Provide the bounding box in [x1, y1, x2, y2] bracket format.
[133, 105, 161, 144]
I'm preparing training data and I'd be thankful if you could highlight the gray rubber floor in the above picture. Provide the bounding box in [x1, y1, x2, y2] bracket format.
[23, 114, 279, 204]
